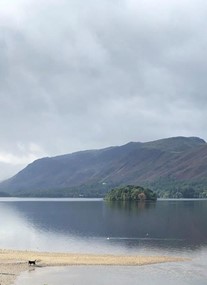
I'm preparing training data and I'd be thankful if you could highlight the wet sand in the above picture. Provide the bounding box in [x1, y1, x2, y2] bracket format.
[0, 249, 188, 285]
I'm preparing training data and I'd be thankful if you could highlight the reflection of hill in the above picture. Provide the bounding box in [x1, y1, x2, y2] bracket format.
[8, 199, 207, 251]
[0, 136, 207, 197]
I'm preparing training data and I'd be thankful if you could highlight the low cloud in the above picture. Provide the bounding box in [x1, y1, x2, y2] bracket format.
[0, 0, 207, 178]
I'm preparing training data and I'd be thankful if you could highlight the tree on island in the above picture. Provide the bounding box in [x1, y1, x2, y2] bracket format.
[104, 185, 157, 201]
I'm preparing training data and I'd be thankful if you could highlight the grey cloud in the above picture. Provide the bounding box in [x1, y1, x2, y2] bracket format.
[0, 0, 207, 178]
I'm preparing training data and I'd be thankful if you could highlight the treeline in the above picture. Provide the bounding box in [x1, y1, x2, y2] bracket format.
[14, 182, 113, 198]
[104, 185, 157, 201]
[144, 178, 207, 198]
[3, 180, 207, 199]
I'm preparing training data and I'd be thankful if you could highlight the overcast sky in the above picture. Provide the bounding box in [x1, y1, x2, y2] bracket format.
[0, 0, 207, 179]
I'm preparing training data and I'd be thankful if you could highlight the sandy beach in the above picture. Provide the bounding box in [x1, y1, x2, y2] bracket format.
[0, 249, 189, 285]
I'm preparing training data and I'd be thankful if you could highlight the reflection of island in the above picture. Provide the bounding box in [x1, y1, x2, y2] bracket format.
[1, 199, 207, 252]
[104, 185, 157, 201]
[105, 200, 156, 212]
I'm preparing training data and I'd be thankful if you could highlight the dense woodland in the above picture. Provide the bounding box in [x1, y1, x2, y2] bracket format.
[104, 185, 157, 201]
[144, 179, 207, 198]
[0, 180, 207, 198]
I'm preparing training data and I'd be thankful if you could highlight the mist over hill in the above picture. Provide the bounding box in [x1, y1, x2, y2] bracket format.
[0, 136, 207, 198]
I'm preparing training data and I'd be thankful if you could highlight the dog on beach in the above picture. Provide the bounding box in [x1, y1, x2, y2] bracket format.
[28, 260, 36, 266]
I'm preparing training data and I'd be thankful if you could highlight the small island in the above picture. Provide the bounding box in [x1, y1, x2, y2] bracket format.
[104, 185, 157, 201]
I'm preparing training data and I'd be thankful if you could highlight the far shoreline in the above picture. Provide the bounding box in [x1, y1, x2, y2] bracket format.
[0, 249, 189, 285]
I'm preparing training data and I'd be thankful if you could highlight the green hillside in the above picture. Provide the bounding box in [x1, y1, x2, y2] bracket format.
[0, 136, 207, 198]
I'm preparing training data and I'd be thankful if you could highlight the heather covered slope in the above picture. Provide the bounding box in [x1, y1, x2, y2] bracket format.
[0, 136, 207, 197]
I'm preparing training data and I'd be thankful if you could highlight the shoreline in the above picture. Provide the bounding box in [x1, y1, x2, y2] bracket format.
[0, 249, 189, 285]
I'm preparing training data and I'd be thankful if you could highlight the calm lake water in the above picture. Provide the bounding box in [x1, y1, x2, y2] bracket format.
[0, 198, 206, 284]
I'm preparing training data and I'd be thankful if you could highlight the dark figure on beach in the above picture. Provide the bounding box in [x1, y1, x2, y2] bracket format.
[28, 260, 36, 266]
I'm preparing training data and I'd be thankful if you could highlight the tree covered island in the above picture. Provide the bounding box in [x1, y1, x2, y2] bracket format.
[105, 185, 157, 201]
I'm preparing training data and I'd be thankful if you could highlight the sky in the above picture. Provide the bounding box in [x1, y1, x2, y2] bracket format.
[0, 0, 207, 180]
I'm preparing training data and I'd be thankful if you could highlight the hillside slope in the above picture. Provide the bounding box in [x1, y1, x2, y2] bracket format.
[0, 136, 207, 197]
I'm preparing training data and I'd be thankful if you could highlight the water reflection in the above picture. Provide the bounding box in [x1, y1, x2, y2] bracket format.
[105, 200, 156, 212]
[0, 202, 111, 253]
[105, 199, 207, 248]
[0, 199, 207, 254]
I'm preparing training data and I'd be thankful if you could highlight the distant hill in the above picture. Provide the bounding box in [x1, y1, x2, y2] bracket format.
[0, 136, 207, 198]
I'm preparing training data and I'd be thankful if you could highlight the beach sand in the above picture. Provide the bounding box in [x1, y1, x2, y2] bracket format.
[0, 249, 189, 285]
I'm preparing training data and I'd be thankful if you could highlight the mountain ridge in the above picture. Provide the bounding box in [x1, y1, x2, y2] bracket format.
[0, 136, 207, 198]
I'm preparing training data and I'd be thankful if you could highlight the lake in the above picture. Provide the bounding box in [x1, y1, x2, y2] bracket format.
[0, 198, 206, 284]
